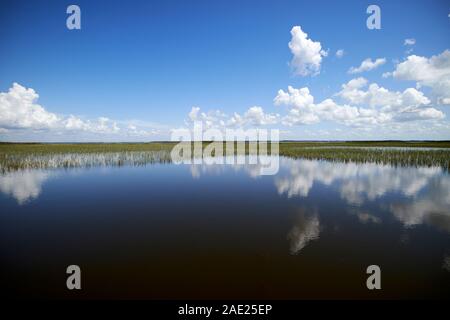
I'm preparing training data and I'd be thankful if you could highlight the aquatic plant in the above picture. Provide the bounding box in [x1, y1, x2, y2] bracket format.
[0, 141, 449, 172]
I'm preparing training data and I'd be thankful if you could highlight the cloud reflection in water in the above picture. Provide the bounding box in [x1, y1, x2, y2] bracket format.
[274, 158, 450, 231]
[287, 211, 320, 255]
[0, 170, 54, 204]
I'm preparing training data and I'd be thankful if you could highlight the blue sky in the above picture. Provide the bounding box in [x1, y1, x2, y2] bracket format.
[1, 0, 449, 141]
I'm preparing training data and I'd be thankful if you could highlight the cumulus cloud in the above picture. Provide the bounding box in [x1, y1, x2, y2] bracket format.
[335, 49, 345, 58]
[274, 86, 361, 126]
[186, 106, 279, 129]
[274, 86, 319, 125]
[404, 38, 416, 46]
[125, 123, 161, 137]
[186, 106, 230, 129]
[288, 26, 327, 76]
[337, 78, 444, 123]
[274, 79, 444, 127]
[243, 106, 279, 126]
[186, 107, 228, 129]
[0, 83, 164, 140]
[62, 116, 120, 134]
[337, 77, 431, 107]
[188, 106, 201, 122]
[0, 83, 59, 130]
[348, 57, 386, 74]
[392, 50, 450, 105]
[274, 86, 315, 110]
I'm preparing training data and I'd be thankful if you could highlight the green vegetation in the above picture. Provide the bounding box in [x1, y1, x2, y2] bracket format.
[0, 142, 177, 154]
[280, 145, 450, 169]
[279, 140, 450, 148]
[279, 141, 450, 169]
[1, 141, 449, 172]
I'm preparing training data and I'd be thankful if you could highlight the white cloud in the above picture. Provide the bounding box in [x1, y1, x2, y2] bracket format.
[274, 86, 319, 125]
[288, 26, 326, 76]
[393, 51, 450, 82]
[335, 49, 345, 58]
[124, 123, 159, 137]
[59, 115, 121, 135]
[188, 106, 200, 122]
[0, 83, 59, 130]
[274, 86, 315, 110]
[3, 78, 449, 142]
[337, 78, 444, 123]
[185, 107, 228, 129]
[275, 79, 444, 127]
[0, 83, 164, 141]
[392, 50, 450, 105]
[337, 77, 431, 108]
[404, 38, 416, 46]
[348, 57, 386, 74]
[243, 106, 279, 126]
[274, 86, 361, 126]
[185, 106, 279, 129]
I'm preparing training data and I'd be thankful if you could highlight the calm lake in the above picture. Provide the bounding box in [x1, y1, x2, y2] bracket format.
[1, 156, 449, 299]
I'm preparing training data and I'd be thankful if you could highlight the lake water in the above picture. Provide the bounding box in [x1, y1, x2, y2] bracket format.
[1, 157, 449, 299]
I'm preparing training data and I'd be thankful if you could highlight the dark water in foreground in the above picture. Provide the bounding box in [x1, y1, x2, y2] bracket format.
[1, 157, 449, 299]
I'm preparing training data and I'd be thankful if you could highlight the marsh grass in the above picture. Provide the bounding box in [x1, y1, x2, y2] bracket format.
[0, 151, 173, 172]
[279, 146, 450, 170]
[1, 141, 449, 172]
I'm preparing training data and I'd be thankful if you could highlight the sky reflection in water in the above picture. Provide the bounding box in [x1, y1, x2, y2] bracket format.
[1, 157, 449, 298]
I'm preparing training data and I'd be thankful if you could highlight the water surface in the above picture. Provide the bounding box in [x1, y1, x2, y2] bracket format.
[1, 157, 449, 299]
